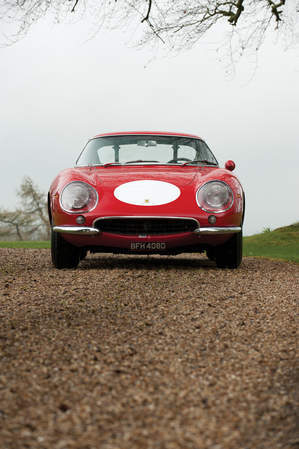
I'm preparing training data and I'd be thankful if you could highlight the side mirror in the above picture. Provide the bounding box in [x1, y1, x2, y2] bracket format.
[225, 160, 235, 171]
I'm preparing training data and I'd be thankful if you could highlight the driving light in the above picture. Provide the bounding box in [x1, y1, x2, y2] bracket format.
[61, 182, 98, 213]
[196, 181, 233, 213]
[208, 215, 217, 224]
[76, 215, 86, 224]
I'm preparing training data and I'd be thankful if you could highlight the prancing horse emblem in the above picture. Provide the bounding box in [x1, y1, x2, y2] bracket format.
[144, 199, 150, 203]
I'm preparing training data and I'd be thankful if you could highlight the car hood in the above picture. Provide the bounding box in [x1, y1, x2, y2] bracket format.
[95, 166, 205, 187]
[50, 165, 241, 212]
[52, 166, 222, 192]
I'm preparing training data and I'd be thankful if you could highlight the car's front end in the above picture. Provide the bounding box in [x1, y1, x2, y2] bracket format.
[48, 132, 244, 268]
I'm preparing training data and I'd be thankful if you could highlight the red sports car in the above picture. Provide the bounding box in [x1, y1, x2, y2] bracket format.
[48, 132, 244, 269]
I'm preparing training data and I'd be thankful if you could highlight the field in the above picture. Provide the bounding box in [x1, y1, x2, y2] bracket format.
[0, 241, 50, 249]
[1, 223, 298, 263]
[242, 222, 299, 263]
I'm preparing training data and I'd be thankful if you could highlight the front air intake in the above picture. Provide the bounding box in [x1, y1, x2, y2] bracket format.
[93, 217, 198, 236]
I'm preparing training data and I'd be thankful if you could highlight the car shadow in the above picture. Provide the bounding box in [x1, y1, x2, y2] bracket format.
[80, 253, 217, 271]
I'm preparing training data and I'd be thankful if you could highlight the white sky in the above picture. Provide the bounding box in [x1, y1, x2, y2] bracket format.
[0, 16, 298, 236]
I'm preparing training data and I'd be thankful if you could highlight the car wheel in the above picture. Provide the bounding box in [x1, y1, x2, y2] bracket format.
[80, 249, 88, 260]
[51, 228, 80, 269]
[214, 229, 243, 269]
[206, 248, 214, 261]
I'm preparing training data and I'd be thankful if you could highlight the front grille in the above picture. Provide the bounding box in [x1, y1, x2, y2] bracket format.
[94, 218, 198, 235]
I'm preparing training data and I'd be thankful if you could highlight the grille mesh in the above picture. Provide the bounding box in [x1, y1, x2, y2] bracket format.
[94, 218, 197, 235]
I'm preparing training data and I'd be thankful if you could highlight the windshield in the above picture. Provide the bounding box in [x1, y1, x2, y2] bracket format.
[75, 135, 218, 166]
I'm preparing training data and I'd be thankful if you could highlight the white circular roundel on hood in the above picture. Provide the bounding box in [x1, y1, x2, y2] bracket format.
[114, 180, 180, 206]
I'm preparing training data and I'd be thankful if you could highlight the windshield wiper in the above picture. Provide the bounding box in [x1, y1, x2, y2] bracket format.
[124, 160, 159, 164]
[103, 162, 123, 167]
[181, 159, 218, 166]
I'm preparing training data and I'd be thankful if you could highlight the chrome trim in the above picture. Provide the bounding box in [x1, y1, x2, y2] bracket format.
[75, 162, 218, 167]
[194, 226, 241, 235]
[93, 216, 200, 226]
[53, 226, 100, 236]
[53, 223, 241, 236]
[196, 180, 234, 213]
[60, 181, 99, 214]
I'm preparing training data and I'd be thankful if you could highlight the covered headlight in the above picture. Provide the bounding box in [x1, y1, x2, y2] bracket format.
[196, 181, 233, 213]
[60, 181, 98, 213]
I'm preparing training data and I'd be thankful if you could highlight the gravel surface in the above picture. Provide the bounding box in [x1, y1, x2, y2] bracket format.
[0, 248, 299, 449]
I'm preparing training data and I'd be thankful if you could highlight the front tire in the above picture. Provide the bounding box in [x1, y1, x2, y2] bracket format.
[51, 229, 80, 269]
[206, 248, 214, 261]
[214, 229, 243, 269]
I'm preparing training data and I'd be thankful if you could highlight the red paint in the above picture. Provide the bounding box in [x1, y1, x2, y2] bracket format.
[225, 160, 236, 171]
[48, 133, 244, 255]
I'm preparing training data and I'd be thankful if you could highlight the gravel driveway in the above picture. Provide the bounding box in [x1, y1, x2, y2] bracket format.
[0, 248, 299, 449]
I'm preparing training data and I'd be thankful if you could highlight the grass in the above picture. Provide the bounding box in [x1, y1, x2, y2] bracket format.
[243, 222, 299, 264]
[0, 241, 50, 249]
[0, 223, 298, 263]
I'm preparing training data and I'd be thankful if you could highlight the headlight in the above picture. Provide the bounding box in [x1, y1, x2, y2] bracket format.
[196, 181, 233, 213]
[60, 181, 98, 213]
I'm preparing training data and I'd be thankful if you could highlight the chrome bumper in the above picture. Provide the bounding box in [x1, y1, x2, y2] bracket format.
[53, 225, 241, 237]
[194, 226, 242, 235]
[53, 226, 100, 236]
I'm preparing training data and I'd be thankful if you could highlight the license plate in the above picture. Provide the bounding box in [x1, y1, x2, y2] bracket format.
[130, 242, 166, 251]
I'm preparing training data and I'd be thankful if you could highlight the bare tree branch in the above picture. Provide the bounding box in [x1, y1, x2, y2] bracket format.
[0, 208, 32, 241]
[141, 0, 152, 23]
[0, 177, 50, 241]
[0, 0, 298, 63]
[267, 0, 286, 22]
[228, 0, 245, 25]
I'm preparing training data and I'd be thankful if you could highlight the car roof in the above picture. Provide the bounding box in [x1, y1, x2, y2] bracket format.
[92, 131, 203, 140]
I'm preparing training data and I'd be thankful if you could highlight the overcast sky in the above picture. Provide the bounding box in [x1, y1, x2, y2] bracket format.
[0, 16, 298, 236]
